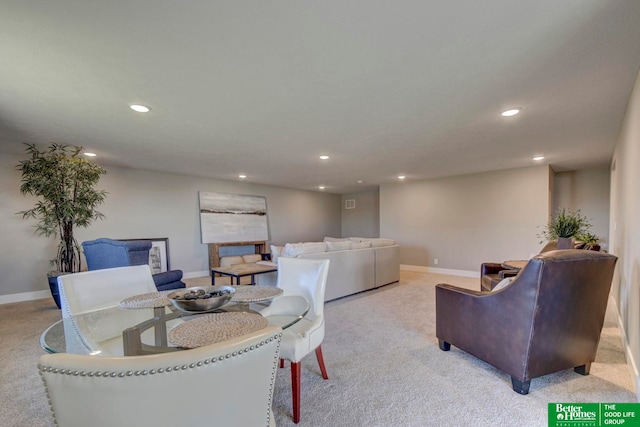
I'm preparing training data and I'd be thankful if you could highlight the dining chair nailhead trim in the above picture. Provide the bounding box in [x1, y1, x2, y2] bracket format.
[38, 333, 283, 379]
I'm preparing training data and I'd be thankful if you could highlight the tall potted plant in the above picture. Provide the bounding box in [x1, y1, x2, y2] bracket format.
[17, 143, 107, 308]
[538, 208, 592, 249]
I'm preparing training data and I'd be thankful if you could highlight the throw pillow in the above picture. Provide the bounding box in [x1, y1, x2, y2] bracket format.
[242, 254, 262, 263]
[369, 238, 396, 247]
[220, 256, 243, 267]
[282, 242, 327, 257]
[350, 241, 371, 249]
[492, 277, 513, 292]
[270, 245, 284, 263]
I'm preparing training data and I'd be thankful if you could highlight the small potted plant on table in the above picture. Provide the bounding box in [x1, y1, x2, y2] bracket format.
[17, 143, 107, 308]
[538, 208, 592, 249]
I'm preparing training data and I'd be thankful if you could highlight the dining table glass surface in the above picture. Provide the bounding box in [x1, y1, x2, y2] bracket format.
[41, 292, 309, 356]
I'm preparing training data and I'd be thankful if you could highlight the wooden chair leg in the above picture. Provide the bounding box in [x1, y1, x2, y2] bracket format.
[315, 346, 329, 380]
[291, 361, 301, 423]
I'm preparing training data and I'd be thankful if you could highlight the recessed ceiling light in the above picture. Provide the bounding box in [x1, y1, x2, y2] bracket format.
[129, 104, 151, 113]
[501, 108, 521, 117]
[398, 175, 406, 180]
[319, 155, 330, 160]
[533, 156, 545, 161]
[319, 185, 325, 190]
[238, 174, 247, 179]
[83, 152, 97, 157]
[357, 180, 364, 184]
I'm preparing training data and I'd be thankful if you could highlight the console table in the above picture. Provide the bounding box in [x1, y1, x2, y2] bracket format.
[211, 263, 278, 286]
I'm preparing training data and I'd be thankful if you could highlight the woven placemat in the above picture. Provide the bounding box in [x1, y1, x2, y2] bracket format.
[168, 312, 268, 348]
[118, 290, 172, 309]
[231, 285, 283, 303]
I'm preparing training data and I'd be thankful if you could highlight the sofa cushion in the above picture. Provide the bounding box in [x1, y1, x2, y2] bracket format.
[282, 242, 327, 257]
[270, 245, 284, 263]
[220, 256, 243, 267]
[242, 254, 262, 263]
[369, 238, 396, 247]
[326, 241, 352, 252]
[348, 237, 396, 247]
[350, 241, 371, 249]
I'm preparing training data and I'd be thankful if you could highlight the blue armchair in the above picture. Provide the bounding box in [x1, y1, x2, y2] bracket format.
[82, 238, 186, 291]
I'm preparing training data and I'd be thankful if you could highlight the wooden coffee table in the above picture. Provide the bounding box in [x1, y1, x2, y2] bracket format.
[211, 263, 277, 286]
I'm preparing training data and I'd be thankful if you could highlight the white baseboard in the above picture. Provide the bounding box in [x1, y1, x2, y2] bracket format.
[609, 296, 640, 402]
[401, 264, 479, 278]
[0, 289, 51, 305]
[182, 270, 209, 279]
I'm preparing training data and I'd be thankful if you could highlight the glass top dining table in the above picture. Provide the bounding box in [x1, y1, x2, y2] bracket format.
[41, 294, 308, 357]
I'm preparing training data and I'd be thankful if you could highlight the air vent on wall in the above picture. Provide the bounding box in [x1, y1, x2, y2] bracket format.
[345, 199, 356, 209]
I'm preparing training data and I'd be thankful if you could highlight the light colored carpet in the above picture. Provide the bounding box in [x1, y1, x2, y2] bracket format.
[0, 271, 635, 427]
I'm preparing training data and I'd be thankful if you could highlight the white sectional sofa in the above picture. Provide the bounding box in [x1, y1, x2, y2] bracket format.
[258, 237, 400, 301]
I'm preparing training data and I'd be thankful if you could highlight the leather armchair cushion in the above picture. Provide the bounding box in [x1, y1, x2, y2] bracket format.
[152, 270, 185, 291]
[481, 263, 518, 291]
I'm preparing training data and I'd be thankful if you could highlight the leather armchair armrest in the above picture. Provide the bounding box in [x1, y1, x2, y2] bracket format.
[435, 283, 534, 376]
[152, 270, 185, 291]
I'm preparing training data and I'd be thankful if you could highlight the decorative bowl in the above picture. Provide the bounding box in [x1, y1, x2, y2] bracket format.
[167, 286, 235, 313]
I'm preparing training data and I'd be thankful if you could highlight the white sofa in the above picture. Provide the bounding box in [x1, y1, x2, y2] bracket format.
[258, 238, 400, 301]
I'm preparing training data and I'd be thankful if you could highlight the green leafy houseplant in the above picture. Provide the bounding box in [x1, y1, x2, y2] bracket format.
[575, 232, 601, 251]
[17, 143, 107, 274]
[538, 208, 592, 248]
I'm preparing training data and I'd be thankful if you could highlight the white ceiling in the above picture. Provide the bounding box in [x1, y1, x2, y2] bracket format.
[1, 1, 640, 194]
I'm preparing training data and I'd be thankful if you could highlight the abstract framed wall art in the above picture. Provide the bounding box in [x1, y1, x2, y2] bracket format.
[198, 191, 269, 243]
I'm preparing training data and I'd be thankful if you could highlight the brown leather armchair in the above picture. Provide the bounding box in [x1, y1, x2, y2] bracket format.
[437, 249, 617, 395]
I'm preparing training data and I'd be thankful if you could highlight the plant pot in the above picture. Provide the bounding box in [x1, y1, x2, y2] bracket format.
[48, 275, 61, 309]
[557, 237, 573, 250]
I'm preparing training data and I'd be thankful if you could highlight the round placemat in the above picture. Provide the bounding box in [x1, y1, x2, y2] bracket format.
[231, 285, 283, 303]
[168, 312, 268, 348]
[119, 290, 172, 309]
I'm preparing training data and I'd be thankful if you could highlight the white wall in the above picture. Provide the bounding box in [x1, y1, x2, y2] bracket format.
[553, 167, 610, 250]
[0, 152, 341, 299]
[609, 67, 640, 399]
[380, 165, 551, 272]
[341, 190, 380, 238]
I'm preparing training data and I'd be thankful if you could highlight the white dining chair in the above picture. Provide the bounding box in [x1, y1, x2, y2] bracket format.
[57, 265, 163, 355]
[58, 265, 158, 318]
[39, 326, 282, 427]
[259, 257, 330, 423]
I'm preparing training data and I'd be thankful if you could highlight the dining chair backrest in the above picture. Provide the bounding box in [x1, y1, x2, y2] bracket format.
[276, 257, 330, 321]
[39, 326, 282, 427]
[58, 265, 157, 318]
